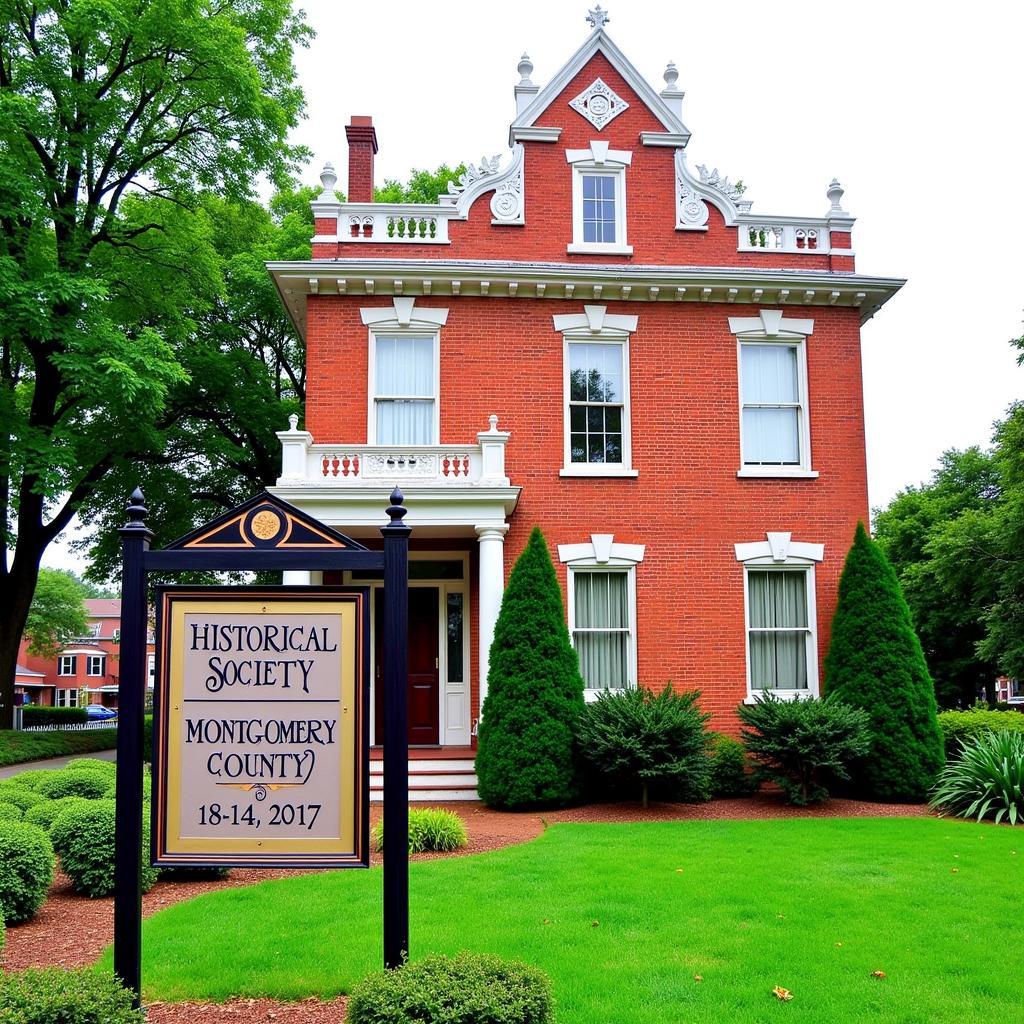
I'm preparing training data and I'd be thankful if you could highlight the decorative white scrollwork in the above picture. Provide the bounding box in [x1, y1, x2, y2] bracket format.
[490, 169, 523, 223]
[440, 145, 526, 224]
[568, 77, 629, 131]
[696, 164, 746, 201]
[677, 182, 709, 230]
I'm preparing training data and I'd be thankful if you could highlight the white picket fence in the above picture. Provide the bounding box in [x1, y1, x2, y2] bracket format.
[15, 711, 118, 732]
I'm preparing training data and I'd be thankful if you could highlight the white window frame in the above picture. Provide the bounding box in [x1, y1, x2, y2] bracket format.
[559, 535, 645, 701]
[553, 305, 639, 477]
[565, 142, 633, 255]
[58, 655, 76, 677]
[735, 532, 824, 702]
[86, 654, 105, 677]
[57, 688, 80, 708]
[729, 310, 817, 479]
[360, 298, 449, 446]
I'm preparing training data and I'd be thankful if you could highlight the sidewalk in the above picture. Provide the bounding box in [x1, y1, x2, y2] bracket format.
[0, 749, 116, 779]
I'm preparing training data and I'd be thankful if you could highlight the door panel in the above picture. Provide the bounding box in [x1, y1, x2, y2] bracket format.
[374, 588, 440, 745]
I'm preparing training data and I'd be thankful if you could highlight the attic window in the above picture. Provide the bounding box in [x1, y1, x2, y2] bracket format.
[565, 142, 633, 255]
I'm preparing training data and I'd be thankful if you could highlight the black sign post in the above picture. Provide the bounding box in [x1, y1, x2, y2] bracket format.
[112, 486, 410, 1008]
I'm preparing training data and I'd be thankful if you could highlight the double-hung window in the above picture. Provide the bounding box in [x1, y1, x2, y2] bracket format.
[569, 341, 624, 465]
[566, 143, 632, 255]
[729, 311, 816, 478]
[57, 688, 79, 708]
[372, 335, 436, 445]
[58, 655, 76, 677]
[86, 654, 105, 677]
[581, 174, 617, 244]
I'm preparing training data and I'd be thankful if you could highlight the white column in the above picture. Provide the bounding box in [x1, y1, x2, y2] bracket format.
[282, 571, 311, 585]
[475, 524, 509, 720]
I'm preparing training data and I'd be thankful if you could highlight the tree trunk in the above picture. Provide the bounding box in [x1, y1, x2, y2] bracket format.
[0, 555, 43, 730]
[642, 781, 649, 810]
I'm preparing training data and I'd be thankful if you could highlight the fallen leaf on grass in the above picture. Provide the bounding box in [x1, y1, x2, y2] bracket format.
[591, 920, 600, 927]
[834, 942, 843, 948]
[676, 868, 684, 873]
[871, 971, 887, 979]
[542, 918, 550, 925]
[951, 867, 959, 873]
[772, 986, 793, 1001]
[693, 975, 703, 982]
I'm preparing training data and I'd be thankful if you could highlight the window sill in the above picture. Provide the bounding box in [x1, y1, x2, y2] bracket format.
[566, 243, 634, 256]
[584, 686, 631, 704]
[743, 690, 819, 704]
[560, 466, 639, 478]
[736, 467, 819, 479]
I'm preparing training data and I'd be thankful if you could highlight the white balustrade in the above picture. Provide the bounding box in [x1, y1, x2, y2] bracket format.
[339, 204, 453, 244]
[738, 219, 829, 254]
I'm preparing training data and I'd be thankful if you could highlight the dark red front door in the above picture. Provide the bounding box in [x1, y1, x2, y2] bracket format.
[375, 588, 440, 745]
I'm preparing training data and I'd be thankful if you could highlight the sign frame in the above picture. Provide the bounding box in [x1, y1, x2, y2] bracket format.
[151, 585, 371, 870]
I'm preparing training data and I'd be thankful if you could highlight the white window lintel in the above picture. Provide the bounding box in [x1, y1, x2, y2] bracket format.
[559, 534, 646, 566]
[729, 309, 814, 338]
[360, 297, 449, 329]
[735, 532, 824, 565]
[553, 305, 638, 336]
[565, 141, 633, 167]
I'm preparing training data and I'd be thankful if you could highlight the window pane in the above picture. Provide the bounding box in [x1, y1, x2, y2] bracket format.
[570, 434, 587, 462]
[748, 572, 807, 629]
[750, 632, 808, 690]
[575, 572, 628, 629]
[742, 407, 800, 464]
[605, 434, 622, 462]
[581, 175, 616, 244]
[605, 406, 621, 432]
[447, 593, 464, 683]
[377, 399, 434, 445]
[741, 345, 799, 404]
[570, 405, 586, 430]
[375, 336, 433, 397]
[587, 405, 604, 431]
[576, 632, 628, 689]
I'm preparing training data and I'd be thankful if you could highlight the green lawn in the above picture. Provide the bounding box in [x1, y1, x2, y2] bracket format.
[130, 818, 1021, 1023]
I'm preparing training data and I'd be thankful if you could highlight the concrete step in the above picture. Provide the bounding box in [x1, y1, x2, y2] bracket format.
[370, 758, 476, 775]
[369, 757, 478, 801]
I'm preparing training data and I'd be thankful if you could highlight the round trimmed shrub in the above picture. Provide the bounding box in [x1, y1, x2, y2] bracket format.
[24, 797, 94, 833]
[372, 807, 469, 854]
[0, 803, 23, 822]
[0, 819, 55, 923]
[64, 758, 117, 778]
[51, 801, 157, 897]
[347, 952, 553, 1024]
[709, 734, 759, 798]
[9, 769, 58, 792]
[37, 768, 113, 801]
[0, 967, 144, 1023]
[0, 783, 44, 812]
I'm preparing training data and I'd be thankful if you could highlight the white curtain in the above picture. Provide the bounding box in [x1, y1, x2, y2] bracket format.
[375, 336, 434, 444]
[574, 572, 629, 688]
[741, 345, 799, 464]
[748, 570, 808, 690]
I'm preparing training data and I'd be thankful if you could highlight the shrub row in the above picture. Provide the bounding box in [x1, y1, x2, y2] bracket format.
[0, 967, 144, 1024]
[937, 708, 1024, 756]
[22, 705, 88, 727]
[0, 729, 117, 768]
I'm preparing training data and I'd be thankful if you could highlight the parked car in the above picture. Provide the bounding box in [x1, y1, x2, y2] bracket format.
[86, 705, 118, 721]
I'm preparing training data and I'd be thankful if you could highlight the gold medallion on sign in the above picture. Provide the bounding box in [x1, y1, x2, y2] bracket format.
[250, 509, 282, 540]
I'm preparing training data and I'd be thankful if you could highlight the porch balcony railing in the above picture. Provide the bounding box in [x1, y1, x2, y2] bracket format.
[275, 415, 511, 488]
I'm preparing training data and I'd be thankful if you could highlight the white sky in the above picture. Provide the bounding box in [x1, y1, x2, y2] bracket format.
[41, 0, 1024, 574]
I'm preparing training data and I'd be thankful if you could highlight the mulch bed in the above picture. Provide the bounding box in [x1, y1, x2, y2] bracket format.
[2, 796, 929, 1022]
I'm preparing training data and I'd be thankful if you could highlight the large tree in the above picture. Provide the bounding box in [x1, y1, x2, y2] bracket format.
[0, 0, 310, 724]
[23, 567, 88, 657]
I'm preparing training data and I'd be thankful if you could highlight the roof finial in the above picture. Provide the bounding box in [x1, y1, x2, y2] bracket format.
[319, 161, 338, 197]
[663, 62, 679, 90]
[827, 178, 846, 213]
[586, 5, 610, 30]
[517, 53, 534, 85]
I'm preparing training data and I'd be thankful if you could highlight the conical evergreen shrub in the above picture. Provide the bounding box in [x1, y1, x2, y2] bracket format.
[476, 527, 585, 808]
[825, 522, 944, 800]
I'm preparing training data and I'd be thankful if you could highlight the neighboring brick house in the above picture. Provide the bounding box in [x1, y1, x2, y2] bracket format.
[16, 599, 155, 710]
[267, 14, 903, 796]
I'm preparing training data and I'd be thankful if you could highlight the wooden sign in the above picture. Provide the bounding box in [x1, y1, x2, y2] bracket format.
[152, 587, 369, 868]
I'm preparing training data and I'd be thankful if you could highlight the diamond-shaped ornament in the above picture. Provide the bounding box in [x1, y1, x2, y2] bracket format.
[569, 78, 629, 131]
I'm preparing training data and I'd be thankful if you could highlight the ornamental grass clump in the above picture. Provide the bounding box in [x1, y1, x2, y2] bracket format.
[930, 730, 1024, 825]
[0, 967, 144, 1024]
[372, 807, 469, 854]
[577, 685, 712, 807]
[476, 527, 585, 809]
[738, 693, 870, 805]
[0, 819, 55, 923]
[347, 952, 553, 1024]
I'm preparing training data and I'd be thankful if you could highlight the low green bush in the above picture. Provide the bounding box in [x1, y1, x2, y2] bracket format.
[22, 705, 88, 727]
[51, 800, 157, 897]
[63, 758, 116, 776]
[0, 783, 44, 812]
[157, 865, 231, 881]
[738, 694, 871, 805]
[709, 734, 758, 797]
[24, 797, 94, 833]
[930, 730, 1024, 825]
[9, 769, 58, 791]
[143, 714, 153, 763]
[0, 729, 118, 768]
[937, 708, 1024, 757]
[37, 768, 112, 801]
[0, 803, 23, 821]
[0, 819, 55, 923]
[372, 808, 469, 854]
[347, 952, 553, 1024]
[577, 685, 712, 807]
[0, 967, 144, 1023]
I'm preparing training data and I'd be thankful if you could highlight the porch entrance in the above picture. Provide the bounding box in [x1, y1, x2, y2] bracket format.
[374, 588, 440, 745]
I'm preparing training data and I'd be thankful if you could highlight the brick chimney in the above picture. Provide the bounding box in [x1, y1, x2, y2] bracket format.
[345, 115, 378, 204]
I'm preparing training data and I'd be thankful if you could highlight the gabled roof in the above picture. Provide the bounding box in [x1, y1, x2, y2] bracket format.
[511, 26, 689, 145]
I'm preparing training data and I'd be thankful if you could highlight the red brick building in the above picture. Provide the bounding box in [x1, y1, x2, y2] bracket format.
[15, 599, 155, 710]
[267, 14, 902, 795]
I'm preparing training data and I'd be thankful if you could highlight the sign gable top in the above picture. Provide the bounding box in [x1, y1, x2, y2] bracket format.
[511, 27, 688, 140]
[164, 491, 367, 552]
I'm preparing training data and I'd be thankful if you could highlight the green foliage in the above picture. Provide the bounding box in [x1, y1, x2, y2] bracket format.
[0, 803, 23, 821]
[63, 758, 117, 777]
[22, 705, 88, 727]
[24, 797, 94, 834]
[347, 952, 553, 1024]
[825, 523, 945, 800]
[577, 686, 712, 807]
[23, 569, 89, 658]
[7, 769, 57, 791]
[37, 768, 112, 801]
[143, 714, 154, 764]
[476, 528, 585, 809]
[709, 734, 759, 797]
[51, 800, 157, 897]
[374, 164, 468, 204]
[372, 808, 469, 854]
[738, 694, 871, 805]
[937, 707, 1024, 757]
[930, 730, 1024, 824]
[0, 967, 144, 1024]
[0, 729, 118, 767]
[0, 819, 55, 922]
[0, 783, 44, 811]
